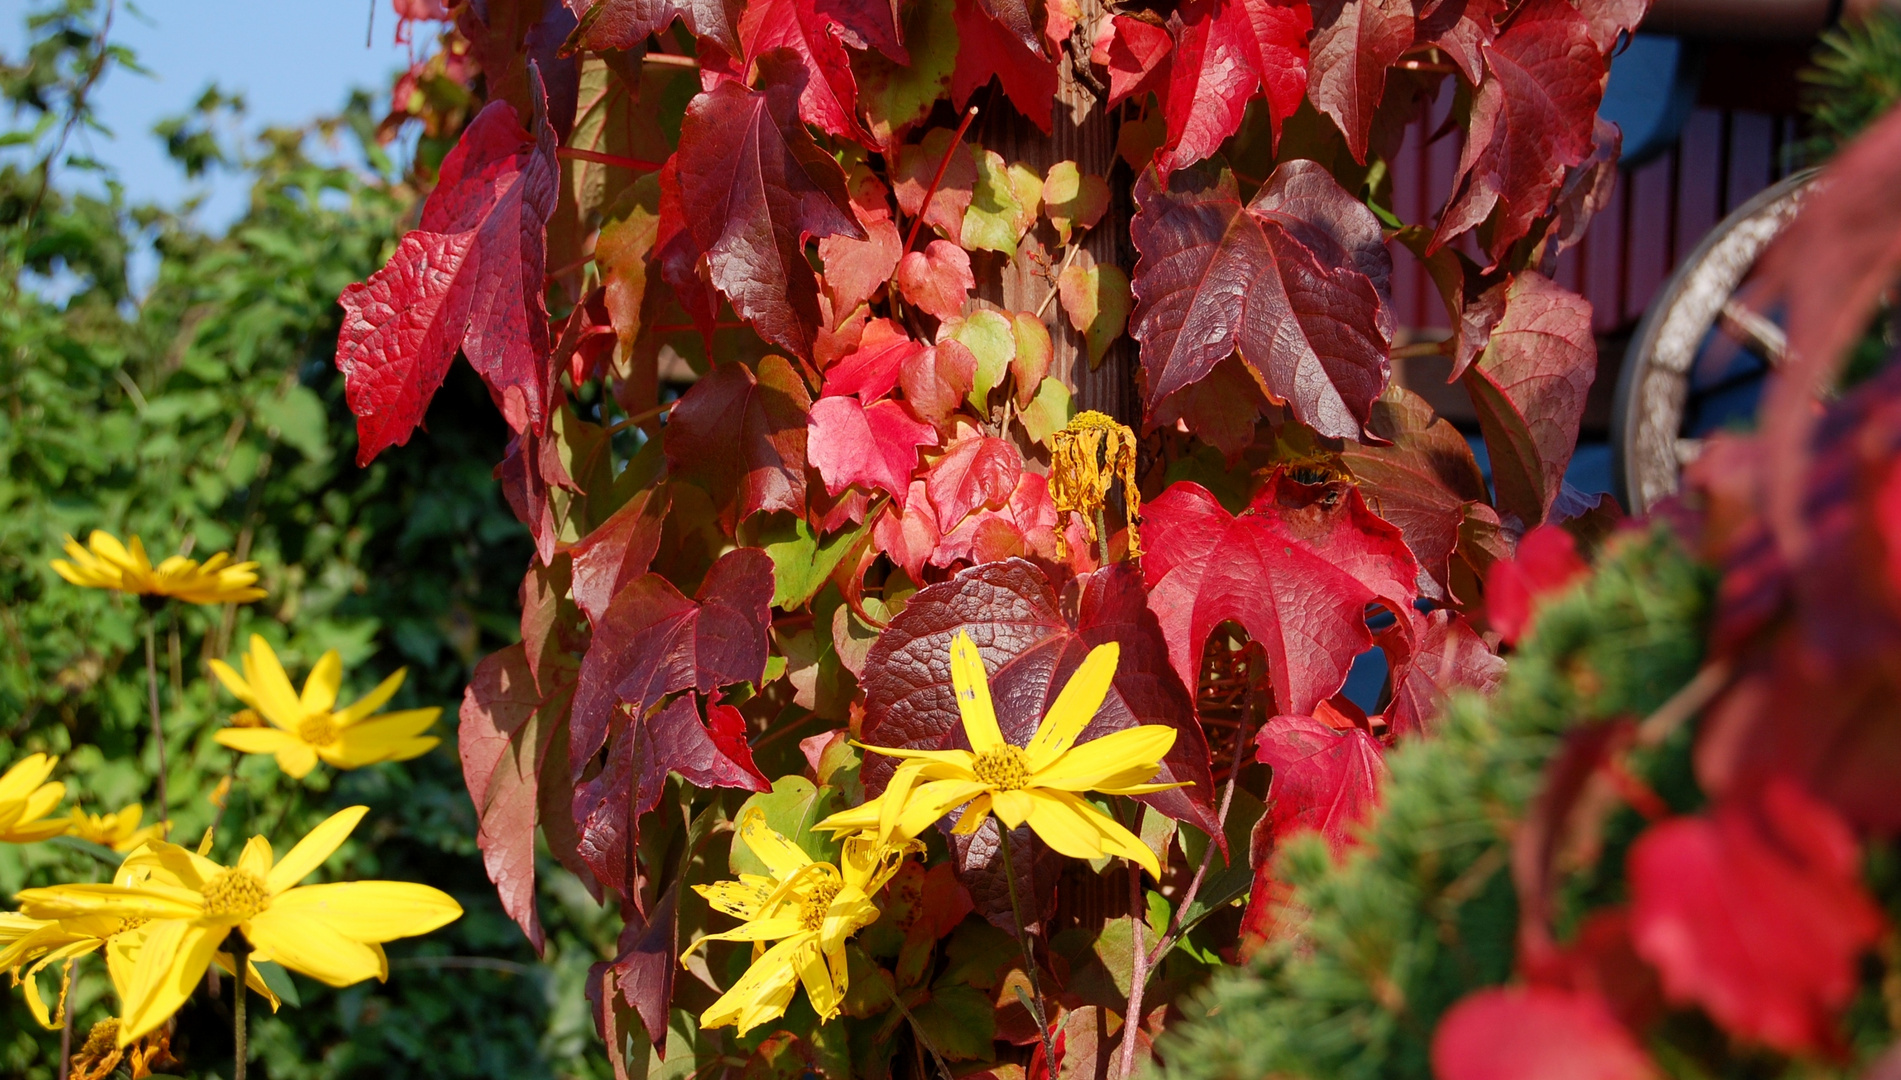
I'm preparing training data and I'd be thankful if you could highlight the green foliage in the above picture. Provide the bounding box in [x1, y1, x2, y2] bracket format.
[0, 5, 621, 1076]
[1158, 529, 1713, 1080]
[1804, 10, 1901, 159]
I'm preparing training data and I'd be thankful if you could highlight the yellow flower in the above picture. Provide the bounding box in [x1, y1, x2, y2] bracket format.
[51, 530, 265, 605]
[0, 754, 69, 843]
[15, 805, 463, 1043]
[0, 858, 179, 1028]
[68, 804, 168, 852]
[819, 632, 1180, 877]
[209, 635, 441, 779]
[685, 807, 914, 1034]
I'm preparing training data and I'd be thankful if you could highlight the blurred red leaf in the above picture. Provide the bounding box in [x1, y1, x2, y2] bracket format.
[1431, 0, 1605, 263]
[1486, 524, 1588, 645]
[1130, 163, 1390, 440]
[809, 395, 939, 503]
[1628, 781, 1884, 1053]
[461, 643, 563, 952]
[337, 93, 558, 463]
[674, 51, 864, 357]
[1156, 0, 1310, 174]
[1143, 474, 1417, 717]
[1306, 0, 1415, 163]
[664, 356, 812, 530]
[895, 240, 976, 321]
[1254, 713, 1385, 856]
[1432, 985, 1659, 1080]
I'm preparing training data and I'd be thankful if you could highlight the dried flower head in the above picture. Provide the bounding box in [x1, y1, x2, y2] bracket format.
[1049, 410, 1142, 560]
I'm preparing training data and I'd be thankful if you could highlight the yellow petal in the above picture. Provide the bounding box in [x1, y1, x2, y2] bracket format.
[241, 636, 304, 729]
[334, 669, 407, 726]
[89, 531, 139, 573]
[1026, 790, 1161, 878]
[893, 778, 991, 840]
[1024, 641, 1119, 772]
[990, 790, 1034, 829]
[300, 651, 344, 714]
[326, 711, 440, 766]
[215, 728, 302, 757]
[950, 794, 992, 834]
[244, 907, 388, 987]
[699, 936, 803, 1035]
[14, 884, 200, 922]
[275, 743, 321, 780]
[265, 806, 368, 894]
[0, 753, 56, 803]
[848, 742, 980, 772]
[949, 631, 1005, 754]
[237, 835, 275, 878]
[266, 881, 462, 941]
[736, 807, 812, 879]
[124, 839, 223, 891]
[208, 658, 263, 712]
[1031, 725, 1177, 790]
[696, 879, 776, 919]
[796, 940, 845, 1022]
[119, 920, 223, 1043]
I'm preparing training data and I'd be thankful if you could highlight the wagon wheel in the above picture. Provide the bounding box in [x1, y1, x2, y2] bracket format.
[1610, 167, 1821, 515]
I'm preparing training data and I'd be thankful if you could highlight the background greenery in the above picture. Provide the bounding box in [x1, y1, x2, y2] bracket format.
[0, 3, 617, 1076]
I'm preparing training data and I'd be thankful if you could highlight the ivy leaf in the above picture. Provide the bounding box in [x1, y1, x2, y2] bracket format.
[1043, 161, 1110, 244]
[564, 0, 741, 56]
[926, 431, 1024, 532]
[1629, 782, 1883, 1053]
[950, 0, 1058, 132]
[902, 341, 979, 423]
[732, 0, 870, 142]
[1130, 164, 1390, 442]
[821, 317, 923, 402]
[607, 879, 682, 1049]
[1462, 273, 1595, 527]
[961, 147, 1043, 256]
[1058, 260, 1132, 370]
[856, 559, 1221, 840]
[568, 484, 670, 627]
[857, 0, 957, 144]
[664, 355, 812, 530]
[932, 471, 1058, 567]
[1143, 474, 1417, 717]
[1156, 0, 1310, 174]
[892, 126, 978, 242]
[1433, 986, 1659, 1080]
[1306, 0, 1415, 163]
[819, 213, 904, 325]
[871, 480, 941, 581]
[1484, 524, 1587, 645]
[1380, 609, 1503, 736]
[812, 0, 907, 60]
[1250, 158, 1396, 338]
[460, 644, 561, 953]
[674, 51, 865, 358]
[1414, 0, 1504, 83]
[337, 92, 558, 464]
[1339, 385, 1488, 599]
[569, 548, 775, 780]
[1254, 713, 1385, 855]
[808, 396, 940, 503]
[894, 239, 975, 321]
[1090, 15, 1173, 111]
[1431, 0, 1606, 263]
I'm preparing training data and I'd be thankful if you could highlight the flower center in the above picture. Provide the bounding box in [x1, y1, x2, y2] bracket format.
[200, 869, 270, 919]
[297, 712, 339, 746]
[800, 882, 842, 931]
[971, 745, 1031, 790]
[111, 915, 148, 937]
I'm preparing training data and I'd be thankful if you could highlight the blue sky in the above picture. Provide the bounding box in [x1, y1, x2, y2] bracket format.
[1, 1, 430, 230]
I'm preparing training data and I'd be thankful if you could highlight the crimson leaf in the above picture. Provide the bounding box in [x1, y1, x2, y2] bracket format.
[663, 355, 812, 531]
[1253, 713, 1386, 855]
[809, 396, 939, 505]
[1155, 0, 1310, 174]
[460, 644, 562, 952]
[1306, 0, 1415, 164]
[1339, 385, 1488, 599]
[1432, 986, 1659, 1080]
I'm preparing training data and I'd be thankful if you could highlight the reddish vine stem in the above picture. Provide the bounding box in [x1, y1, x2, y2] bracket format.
[1000, 829, 1062, 1074]
[603, 399, 677, 436]
[902, 105, 980, 253]
[643, 52, 699, 69]
[556, 146, 665, 172]
[1121, 808, 1150, 1080]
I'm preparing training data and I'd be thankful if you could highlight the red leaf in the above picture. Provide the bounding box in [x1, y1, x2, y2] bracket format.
[733, 0, 869, 142]
[674, 51, 864, 357]
[1414, 0, 1503, 84]
[926, 432, 1025, 532]
[1432, 986, 1659, 1080]
[663, 355, 812, 530]
[608, 878, 682, 1049]
[1629, 782, 1884, 1053]
[809, 396, 939, 503]
[820, 216, 903, 325]
[1156, 0, 1310, 174]
[1307, 0, 1415, 163]
[811, 0, 907, 60]
[1485, 524, 1587, 645]
[460, 644, 559, 952]
[1881, 461, 1901, 596]
[1130, 164, 1390, 440]
[950, 0, 1057, 133]
[822, 317, 923, 402]
[857, 560, 1222, 861]
[496, 428, 558, 564]
[931, 470, 1058, 567]
[1091, 15, 1173, 110]
[1143, 474, 1418, 717]
[1340, 385, 1489, 599]
[569, 485, 670, 627]
[565, 0, 740, 56]
[1254, 713, 1385, 856]
[872, 479, 941, 581]
[1381, 609, 1502, 736]
[900, 341, 978, 423]
[337, 95, 558, 463]
[1578, 0, 1650, 53]
[891, 127, 978, 243]
[1463, 273, 1596, 527]
[1432, 0, 1606, 262]
[894, 240, 975, 321]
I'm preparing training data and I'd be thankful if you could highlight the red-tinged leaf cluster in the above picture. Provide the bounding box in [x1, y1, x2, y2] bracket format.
[327, 0, 1654, 1069]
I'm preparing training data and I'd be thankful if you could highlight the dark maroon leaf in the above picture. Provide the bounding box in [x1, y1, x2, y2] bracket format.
[1307, 0, 1415, 163]
[497, 428, 559, 565]
[1130, 164, 1391, 440]
[1249, 158, 1396, 338]
[564, 0, 741, 56]
[1340, 385, 1488, 598]
[611, 879, 683, 1050]
[461, 0, 581, 138]
[569, 485, 670, 627]
[674, 51, 864, 357]
[1413, 0, 1502, 83]
[948, 819, 1065, 934]
[664, 355, 812, 530]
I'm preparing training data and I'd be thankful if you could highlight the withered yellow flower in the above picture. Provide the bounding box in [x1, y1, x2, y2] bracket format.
[1049, 410, 1142, 560]
[0, 754, 69, 843]
[819, 632, 1179, 877]
[15, 805, 462, 1043]
[685, 808, 913, 1034]
[68, 804, 167, 852]
[210, 635, 440, 779]
[51, 531, 265, 605]
[68, 1017, 179, 1080]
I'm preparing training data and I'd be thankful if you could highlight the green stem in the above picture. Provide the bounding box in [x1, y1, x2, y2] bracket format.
[999, 828, 1060, 1073]
[230, 932, 249, 1080]
[1094, 506, 1110, 567]
[55, 959, 74, 1080]
[143, 613, 168, 832]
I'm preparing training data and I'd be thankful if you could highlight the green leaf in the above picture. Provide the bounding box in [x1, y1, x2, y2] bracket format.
[961, 147, 1040, 256]
[941, 309, 1015, 410]
[1057, 261, 1132, 369]
[731, 776, 842, 874]
[753, 512, 873, 611]
[911, 982, 996, 1061]
[857, 0, 958, 146]
[253, 959, 302, 1008]
[1019, 377, 1074, 447]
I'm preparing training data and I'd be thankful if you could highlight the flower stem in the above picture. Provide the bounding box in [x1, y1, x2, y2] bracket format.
[230, 933, 250, 1080]
[55, 959, 74, 1080]
[999, 828, 1060, 1073]
[142, 613, 168, 833]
